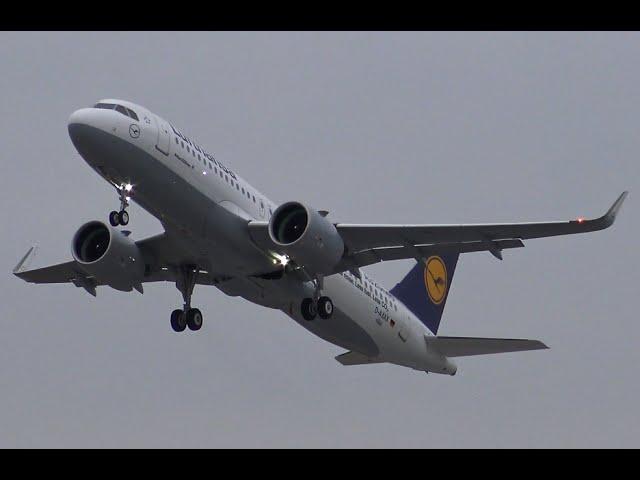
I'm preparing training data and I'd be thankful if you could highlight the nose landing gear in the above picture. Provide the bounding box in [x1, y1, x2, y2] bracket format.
[109, 183, 132, 226]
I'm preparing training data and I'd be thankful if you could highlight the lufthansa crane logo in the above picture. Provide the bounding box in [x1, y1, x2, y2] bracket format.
[129, 124, 140, 138]
[424, 256, 447, 305]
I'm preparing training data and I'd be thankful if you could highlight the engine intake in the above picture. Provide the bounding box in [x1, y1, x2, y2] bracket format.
[269, 202, 344, 275]
[72, 221, 144, 292]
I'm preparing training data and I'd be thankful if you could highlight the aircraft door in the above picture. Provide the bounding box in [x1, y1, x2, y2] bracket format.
[155, 116, 171, 155]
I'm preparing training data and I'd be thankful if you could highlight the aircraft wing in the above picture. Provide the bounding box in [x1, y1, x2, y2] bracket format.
[12, 233, 223, 295]
[249, 192, 627, 275]
[13, 247, 83, 284]
[336, 191, 627, 253]
[13, 246, 101, 295]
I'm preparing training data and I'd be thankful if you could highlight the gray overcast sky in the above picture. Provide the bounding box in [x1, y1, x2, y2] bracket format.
[1, 32, 637, 448]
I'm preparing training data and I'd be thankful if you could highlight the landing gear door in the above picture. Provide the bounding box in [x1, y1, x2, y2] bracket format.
[155, 116, 171, 155]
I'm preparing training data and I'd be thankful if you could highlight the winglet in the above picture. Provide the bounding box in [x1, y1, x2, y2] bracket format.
[13, 245, 38, 275]
[576, 191, 628, 231]
[604, 191, 628, 225]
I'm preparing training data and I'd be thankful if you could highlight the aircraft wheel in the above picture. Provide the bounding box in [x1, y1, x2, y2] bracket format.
[186, 308, 203, 331]
[317, 296, 334, 319]
[170, 309, 187, 332]
[118, 210, 129, 226]
[301, 298, 317, 321]
[109, 211, 120, 227]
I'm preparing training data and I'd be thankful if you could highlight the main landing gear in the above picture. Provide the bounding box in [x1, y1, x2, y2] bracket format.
[109, 183, 131, 227]
[301, 296, 334, 321]
[300, 275, 334, 321]
[171, 265, 204, 332]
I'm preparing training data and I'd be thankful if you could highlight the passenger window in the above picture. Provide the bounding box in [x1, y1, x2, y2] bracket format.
[175, 138, 179, 144]
[252, 195, 256, 203]
[181, 142, 184, 148]
[236, 184, 239, 190]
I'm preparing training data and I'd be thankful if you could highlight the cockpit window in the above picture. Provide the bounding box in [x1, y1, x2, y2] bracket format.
[115, 104, 128, 116]
[94, 102, 116, 110]
[93, 102, 139, 121]
[125, 108, 139, 121]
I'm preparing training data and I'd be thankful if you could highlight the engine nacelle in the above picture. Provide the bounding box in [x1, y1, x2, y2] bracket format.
[269, 202, 344, 275]
[71, 221, 144, 292]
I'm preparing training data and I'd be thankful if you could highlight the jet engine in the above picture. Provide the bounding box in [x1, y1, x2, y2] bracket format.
[71, 220, 145, 292]
[269, 201, 344, 275]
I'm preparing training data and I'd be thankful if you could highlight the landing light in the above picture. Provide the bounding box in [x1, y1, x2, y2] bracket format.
[125, 184, 133, 192]
[577, 217, 585, 223]
[273, 253, 289, 266]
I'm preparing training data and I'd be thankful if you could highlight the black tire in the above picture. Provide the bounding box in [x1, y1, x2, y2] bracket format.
[317, 296, 334, 319]
[301, 298, 317, 321]
[186, 308, 203, 331]
[109, 211, 120, 227]
[118, 210, 129, 226]
[170, 309, 186, 332]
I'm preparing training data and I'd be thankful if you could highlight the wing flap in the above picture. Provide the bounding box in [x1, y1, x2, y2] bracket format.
[335, 238, 524, 272]
[425, 336, 548, 357]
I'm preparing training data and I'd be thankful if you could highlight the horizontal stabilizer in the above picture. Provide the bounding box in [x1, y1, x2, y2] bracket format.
[425, 335, 548, 357]
[335, 351, 384, 366]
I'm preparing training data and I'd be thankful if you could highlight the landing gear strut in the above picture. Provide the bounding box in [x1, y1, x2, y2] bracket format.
[171, 265, 204, 332]
[109, 183, 131, 226]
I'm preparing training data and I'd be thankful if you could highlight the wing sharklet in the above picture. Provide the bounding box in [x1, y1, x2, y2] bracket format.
[13, 245, 38, 274]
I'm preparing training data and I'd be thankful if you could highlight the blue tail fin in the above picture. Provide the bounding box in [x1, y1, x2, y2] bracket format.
[390, 253, 459, 335]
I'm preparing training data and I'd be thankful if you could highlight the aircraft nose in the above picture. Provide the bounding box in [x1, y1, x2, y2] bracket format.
[67, 108, 93, 143]
[68, 108, 94, 136]
[68, 107, 115, 157]
[68, 107, 110, 150]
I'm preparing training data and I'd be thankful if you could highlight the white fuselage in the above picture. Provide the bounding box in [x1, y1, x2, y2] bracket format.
[67, 99, 456, 374]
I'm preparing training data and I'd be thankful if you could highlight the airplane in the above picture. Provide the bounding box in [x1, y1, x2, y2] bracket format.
[13, 99, 628, 375]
